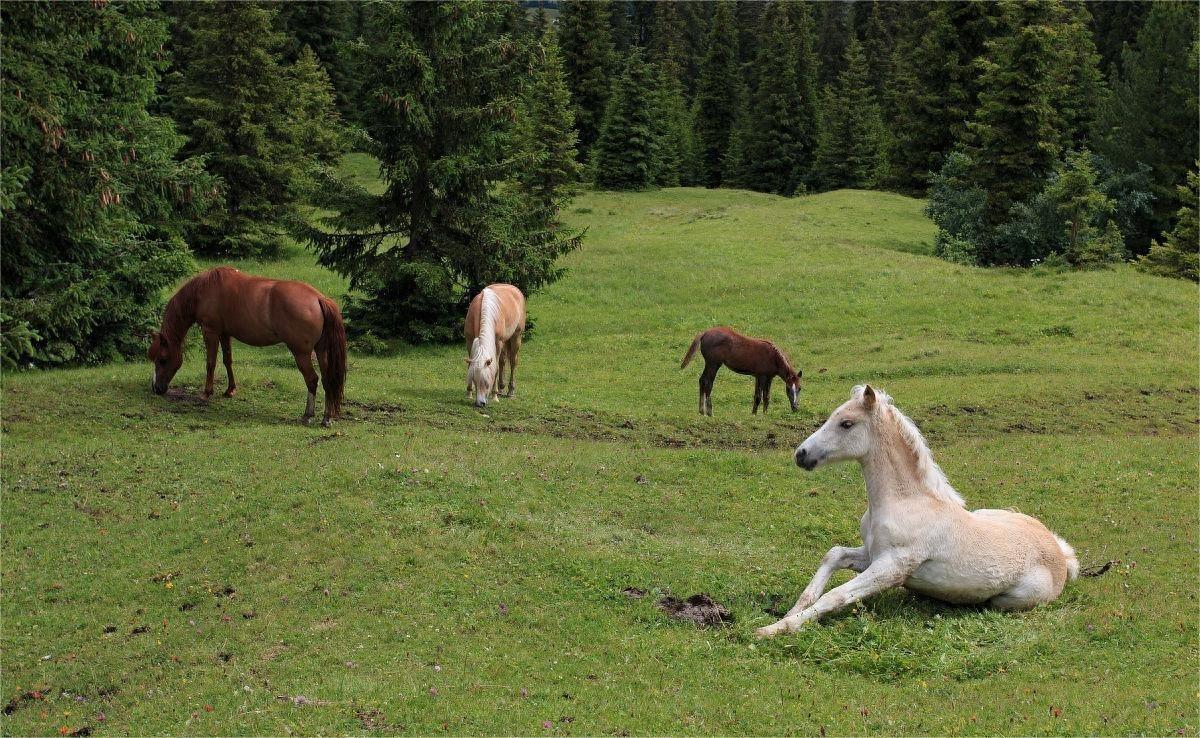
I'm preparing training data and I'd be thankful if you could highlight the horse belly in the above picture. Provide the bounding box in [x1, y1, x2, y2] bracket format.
[903, 559, 1010, 605]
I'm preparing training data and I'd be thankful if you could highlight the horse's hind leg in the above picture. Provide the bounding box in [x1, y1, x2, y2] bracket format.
[316, 349, 335, 427]
[989, 566, 1058, 611]
[752, 376, 763, 414]
[292, 348, 319, 424]
[700, 362, 719, 416]
[504, 331, 521, 398]
[762, 376, 772, 413]
[220, 335, 236, 397]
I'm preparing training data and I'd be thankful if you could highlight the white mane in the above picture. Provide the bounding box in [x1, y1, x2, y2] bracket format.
[853, 385, 966, 507]
[469, 288, 499, 379]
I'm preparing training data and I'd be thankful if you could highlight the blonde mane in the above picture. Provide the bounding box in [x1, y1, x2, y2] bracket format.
[469, 288, 500, 379]
[853, 385, 966, 507]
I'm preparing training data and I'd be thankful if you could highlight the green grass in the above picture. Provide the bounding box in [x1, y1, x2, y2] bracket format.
[3, 176, 1197, 736]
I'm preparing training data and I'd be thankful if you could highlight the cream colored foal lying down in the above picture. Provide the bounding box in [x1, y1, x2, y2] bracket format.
[757, 384, 1077, 638]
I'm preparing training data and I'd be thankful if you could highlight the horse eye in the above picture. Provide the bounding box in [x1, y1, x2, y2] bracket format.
[839, 419, 854, 429]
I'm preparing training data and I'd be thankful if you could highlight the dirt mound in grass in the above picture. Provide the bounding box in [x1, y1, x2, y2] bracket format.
[657, 593, 733, 626]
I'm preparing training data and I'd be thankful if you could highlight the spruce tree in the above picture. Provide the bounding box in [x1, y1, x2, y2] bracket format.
[741, 2, 802, 195]
[965, 1, 1064, 233]
[814, 1, 850, 87]
[1099, 1, 1199, 249]
[559, 0, 616, 160]
[887, 2, 1001, 192]
[1051, 2, 1105, 152]
[288, 45, 345, 167]
[518, 25, 584, 209]
[693, 1, 740, 188]
[1042, 149, 1119, 266]
[1, 1, 215, 367]
[786, 0, 822, 189]
[1138, 167, 1200, 281]
[170, 1, 313, 257]
[1089, 1, 1152, 74]
[861, 0, 892, 102]
[309, 1, 580, 343]
[592, 49, 661, 190]
[815, 38, 886, 190]
[652, 66, 698, 186]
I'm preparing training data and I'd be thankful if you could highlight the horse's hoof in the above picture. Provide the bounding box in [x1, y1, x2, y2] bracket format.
[224, 388, 236, 397]
[301, 416, 314, 426]
[321, 419, 332, 428]
[754, 625, 776, 639]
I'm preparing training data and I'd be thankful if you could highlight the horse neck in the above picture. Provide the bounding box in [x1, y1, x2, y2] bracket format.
[161, 288, 197, 344]
[859, 413, 938, 512]
[771, 349, 792, 378]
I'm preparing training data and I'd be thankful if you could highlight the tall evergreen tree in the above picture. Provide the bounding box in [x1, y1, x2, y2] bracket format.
[558, 0, 616, 160]
[592, 49, 661, 189]
[814, 0, 851, 87]
[518, 25, 584, 209]
[740, 1, 802, 195]
[887, 1, 1000, 192]
[964, 1, 1064, 230]
[309, 2, 580, 343]
[1052, 2, 1105, 152]
[170, 1, 319, 257]
[786, 0, 822, 189]
[1089, 0, 1152, 74]
[815, 38, 886, 189]
[1099, 1, 1199, 249]
[649, 1, 689, 81]
[288, 45, 345, 167]
[651, 65, 698, 186]
[693, 1, 740, 188]
[861, 0, 892, 102]
[2, 1, 215, 367]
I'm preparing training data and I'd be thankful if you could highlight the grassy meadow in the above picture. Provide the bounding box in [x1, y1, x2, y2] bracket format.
[2, 161, 1198, 735]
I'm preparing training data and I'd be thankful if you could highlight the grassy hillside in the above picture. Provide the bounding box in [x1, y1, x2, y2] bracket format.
[2, 180, 1196, 736]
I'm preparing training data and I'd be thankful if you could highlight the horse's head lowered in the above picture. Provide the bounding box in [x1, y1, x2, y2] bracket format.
[784, 367, 803, 411]
[148, 331, 183, 395]
[795, 384, 884, 470]
[466, 337, 496, 408]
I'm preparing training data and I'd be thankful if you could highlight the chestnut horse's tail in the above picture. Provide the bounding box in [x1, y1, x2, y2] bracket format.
[680, 332, 703, 369]
[317, 297, 347, 418]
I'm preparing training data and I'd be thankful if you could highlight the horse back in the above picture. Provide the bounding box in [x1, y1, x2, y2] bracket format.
[196, 267, 325, 348]
[700, 327, 778, 374]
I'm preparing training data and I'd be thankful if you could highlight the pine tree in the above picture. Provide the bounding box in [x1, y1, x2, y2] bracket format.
[740, 1, 802, 195]
[786, 0, 822, 189]
[518, 25, 584, 208]
[887, 1, 1001, 192]
[1042, 149, 1119, 266]
[170, 1, 314, 257]
[558, 0, 616, 160]
[1138, 167, 1199, 281]
[814, 1, 850, 87]
[308, 2, 580, 343]
[965, 1, 1064, 233]
[592, 49, 661, 189]
[1089, 1, 1152, 74]
[861, 0, 892, 102]
[651, 65, 698, 186]
[693, 1, 740, 188]
[815, 38, 886, 190]
[1, 1, 215, 367]
[289, 45, 345, 167]
[1099, 1, 1199, 249]
[1051, 2, 1105, 152]
[649, 1, 689, 81]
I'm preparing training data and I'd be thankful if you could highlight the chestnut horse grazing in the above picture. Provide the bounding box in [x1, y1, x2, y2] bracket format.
[681, 327, 802, 415]
[465, 283, 526, 408]
[756, 385, 1078, 638]
[148, 266, 347, 426]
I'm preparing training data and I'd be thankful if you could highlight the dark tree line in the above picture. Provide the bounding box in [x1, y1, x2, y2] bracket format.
[3, 1, 1195, 368]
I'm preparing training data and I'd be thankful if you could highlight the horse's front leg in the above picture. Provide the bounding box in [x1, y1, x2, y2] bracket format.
[762, 376, 772, 413]
[201, 329, 219, 399]
[785, 545, 870, 616]
[752, 377, 762, 414]
[756, 556, 911, 638]
[220, 335, 236, 397]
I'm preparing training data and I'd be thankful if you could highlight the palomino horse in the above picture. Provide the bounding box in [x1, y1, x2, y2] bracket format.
[756, 385, 1078, 638]
[465, 283, 526, 408]
[681, 327, 802, 415]
[148, 266, 347, 426]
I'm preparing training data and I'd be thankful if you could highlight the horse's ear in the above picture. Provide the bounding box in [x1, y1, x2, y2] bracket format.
[862, 384, 877, 410]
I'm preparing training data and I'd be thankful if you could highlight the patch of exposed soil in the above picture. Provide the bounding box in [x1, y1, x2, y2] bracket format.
[621, 587, 646, 599]
[656, 593, 733, 626]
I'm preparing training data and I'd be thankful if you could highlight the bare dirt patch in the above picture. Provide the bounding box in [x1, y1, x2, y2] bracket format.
[656, 593, 734, 626]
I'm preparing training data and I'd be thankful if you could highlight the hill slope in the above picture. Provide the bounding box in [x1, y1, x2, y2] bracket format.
[2, 184, 1196, 735]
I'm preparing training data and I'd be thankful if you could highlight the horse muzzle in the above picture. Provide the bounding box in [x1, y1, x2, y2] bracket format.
[795, 446, 819, 471]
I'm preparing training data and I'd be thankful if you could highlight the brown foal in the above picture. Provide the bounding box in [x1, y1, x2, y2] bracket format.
[681, 326, 802, 416]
